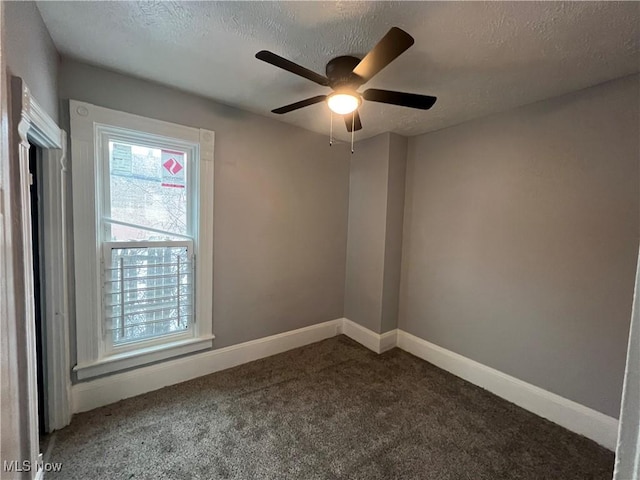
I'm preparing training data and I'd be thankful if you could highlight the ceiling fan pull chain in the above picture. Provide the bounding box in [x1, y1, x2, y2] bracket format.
[351, 114, 355, 154]
[329, 111, 333, 146]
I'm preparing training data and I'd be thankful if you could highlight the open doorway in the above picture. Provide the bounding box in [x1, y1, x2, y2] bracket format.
[29, 143, 48, 446]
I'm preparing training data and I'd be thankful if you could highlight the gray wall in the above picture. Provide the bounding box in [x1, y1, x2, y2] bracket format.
[381, 134, 408, 333]
[59, 59, 350, 355]
[400, 74, 640, 417]
[344, 134, 389, 332]
[5, 1, 59, 120]
[344, 132, 407, 334]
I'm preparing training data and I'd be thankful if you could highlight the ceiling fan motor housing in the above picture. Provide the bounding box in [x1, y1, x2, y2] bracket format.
[325, 56, 363, 89]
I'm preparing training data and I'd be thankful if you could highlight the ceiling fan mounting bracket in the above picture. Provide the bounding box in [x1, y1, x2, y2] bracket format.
[325, 56, 363, 88]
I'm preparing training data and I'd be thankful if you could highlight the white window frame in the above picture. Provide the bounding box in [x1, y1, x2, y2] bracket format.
[70, 100, 214, 380]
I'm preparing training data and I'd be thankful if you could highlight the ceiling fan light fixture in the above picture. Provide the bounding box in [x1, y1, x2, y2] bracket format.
[327, 92, 361, 115]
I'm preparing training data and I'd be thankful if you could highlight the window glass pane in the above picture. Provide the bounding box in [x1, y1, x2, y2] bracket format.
[108, 142, 188, 238]
[105, 245, 193, 345]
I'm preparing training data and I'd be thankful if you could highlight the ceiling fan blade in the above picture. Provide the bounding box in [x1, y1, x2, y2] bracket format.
[256, 51, 329, 86]
[363, 89, 437, 110]
[352, 27, 414, 83]
[271, 95, 327, 114]
[344, 111, 362, 132]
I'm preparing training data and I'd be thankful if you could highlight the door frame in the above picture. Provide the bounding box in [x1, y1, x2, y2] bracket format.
[10, 76, 71, 475]
[614, 248, 640, 479]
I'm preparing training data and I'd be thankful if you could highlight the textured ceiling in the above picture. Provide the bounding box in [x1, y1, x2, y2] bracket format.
[38, 1, 639, 141]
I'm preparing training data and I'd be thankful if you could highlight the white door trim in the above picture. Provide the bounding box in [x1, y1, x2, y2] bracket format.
[11, 77, 71, 478]
[614, 249, 640, 480]
[40, 137, 72, 431]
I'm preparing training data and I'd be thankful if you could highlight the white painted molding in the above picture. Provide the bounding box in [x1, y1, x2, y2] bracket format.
[341, 318, 397, 354]
[396, 330, 619, 451]
[341, 320, 618, 450]
[13, 76, 41, 480]
[69, 100, 215, 376]
[74, 335, 215, 380]
[17, 80, 62, 149]
[41, 142, 73, 432]
[72, 319, 342, 413]
[70, 315, 619, 453]
[379, 329, 399, 353]
[197, 128, 215, 358]
[614, 248, 640, 480]
[11, 76, 70, 479]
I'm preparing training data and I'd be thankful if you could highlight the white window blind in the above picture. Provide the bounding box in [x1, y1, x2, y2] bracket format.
[103, 242, 194, 345]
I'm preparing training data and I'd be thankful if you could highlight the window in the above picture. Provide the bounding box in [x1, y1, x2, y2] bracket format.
[101, 136, 196, 351]
[70, 101, 214, 379]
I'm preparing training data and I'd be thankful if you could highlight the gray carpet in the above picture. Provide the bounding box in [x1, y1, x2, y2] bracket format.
[48, 336, 614, 479]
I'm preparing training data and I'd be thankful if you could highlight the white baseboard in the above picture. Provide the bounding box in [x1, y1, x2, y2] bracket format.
[71, 316, 619, 452]
[341, 318, 397, 353]
[396, 330, 619, 451]
[380, 329, 399, 353]
[72, 319, 342, 413]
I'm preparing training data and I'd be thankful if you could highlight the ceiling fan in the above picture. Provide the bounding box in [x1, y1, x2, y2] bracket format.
[255, 27, 437, 133]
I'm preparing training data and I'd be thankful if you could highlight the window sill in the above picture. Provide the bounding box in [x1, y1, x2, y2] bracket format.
[74, 335, 215, 380]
